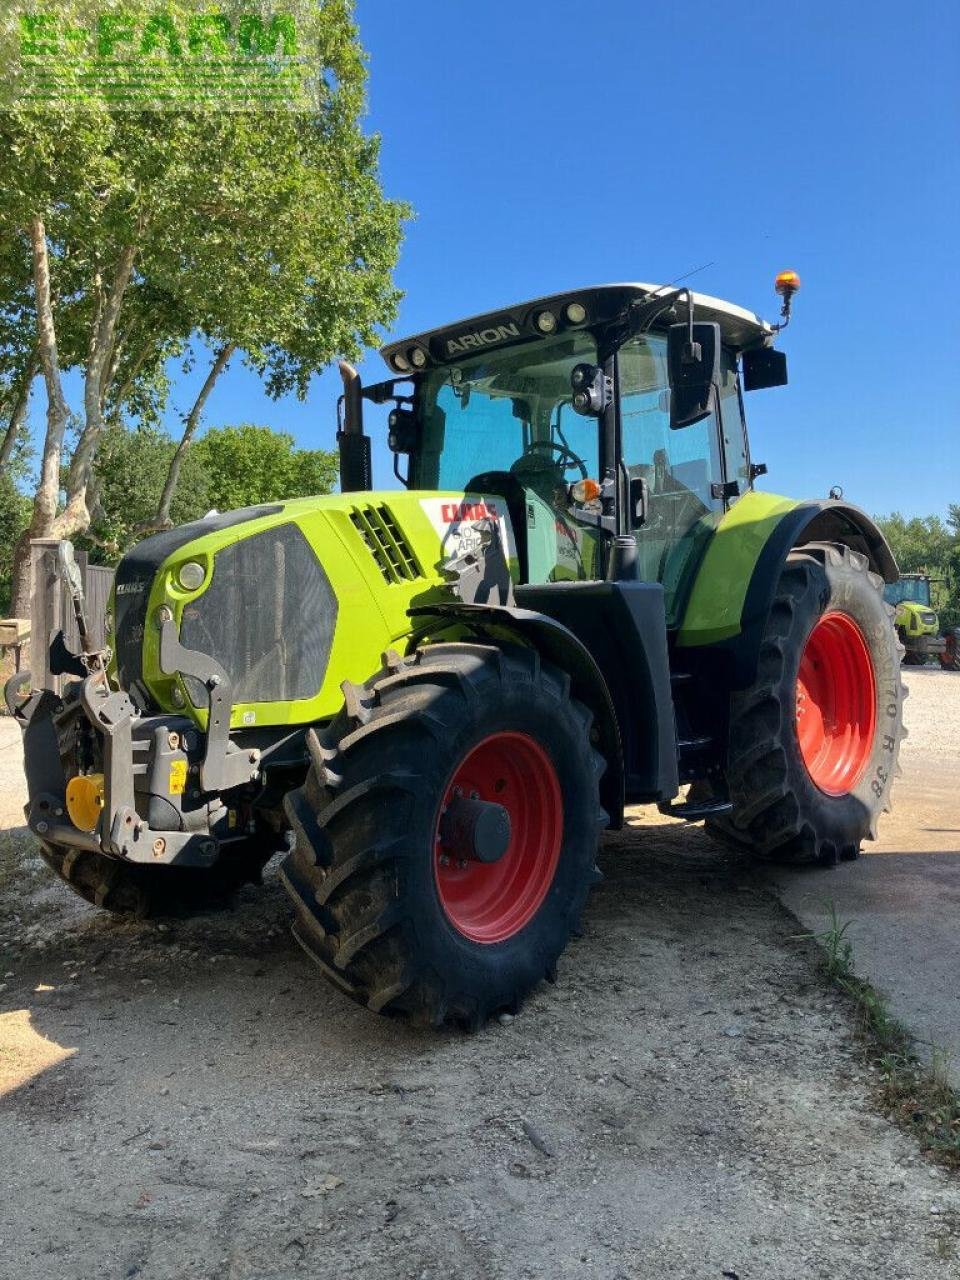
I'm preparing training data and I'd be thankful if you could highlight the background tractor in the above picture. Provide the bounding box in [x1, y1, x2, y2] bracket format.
[883, 572, 948, 665]
[9, 274, 906, 1028]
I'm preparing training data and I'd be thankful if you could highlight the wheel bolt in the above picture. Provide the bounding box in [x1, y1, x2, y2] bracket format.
[439, 854, 450, 867]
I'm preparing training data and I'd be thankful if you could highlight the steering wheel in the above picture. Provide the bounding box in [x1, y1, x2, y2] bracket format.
[511, 439, 588, 480]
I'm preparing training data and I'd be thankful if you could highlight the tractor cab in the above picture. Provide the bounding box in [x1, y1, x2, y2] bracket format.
[364, 281, 793, 624]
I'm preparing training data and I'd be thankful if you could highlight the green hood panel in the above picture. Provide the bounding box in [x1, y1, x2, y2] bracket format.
[128, 490, 513, 730]
[676, 490, 799, 647]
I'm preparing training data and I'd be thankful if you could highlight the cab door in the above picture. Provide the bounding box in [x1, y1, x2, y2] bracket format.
[618, 334, 725, 626]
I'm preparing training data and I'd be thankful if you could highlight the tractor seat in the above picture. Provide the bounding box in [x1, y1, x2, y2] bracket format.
[465, 470, 530, 580]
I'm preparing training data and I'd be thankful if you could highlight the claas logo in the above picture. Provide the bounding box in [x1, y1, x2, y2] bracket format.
[440, 501, 499, 523]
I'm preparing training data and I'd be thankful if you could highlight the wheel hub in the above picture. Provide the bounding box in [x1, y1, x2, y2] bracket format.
[434, 731, 563, 944]
[438, 795, 512, 864]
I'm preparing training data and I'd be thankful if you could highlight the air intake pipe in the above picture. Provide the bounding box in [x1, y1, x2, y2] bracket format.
[337, 360, 372, 493]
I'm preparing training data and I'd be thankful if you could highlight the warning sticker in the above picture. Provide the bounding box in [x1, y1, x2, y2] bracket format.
[169, 759, 188, 796]
[419, 494, 518, 567]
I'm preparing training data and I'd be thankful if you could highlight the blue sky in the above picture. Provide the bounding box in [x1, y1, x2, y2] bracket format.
[39, 0, 960, 518]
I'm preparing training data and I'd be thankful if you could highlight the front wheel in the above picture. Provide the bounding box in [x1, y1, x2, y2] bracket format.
[35, 834, 282, 917]
[709, 544, 905, 865]
[280, 643, 606, 1027]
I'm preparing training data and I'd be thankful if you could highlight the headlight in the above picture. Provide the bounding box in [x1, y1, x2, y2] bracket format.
[178, 561, 206, 591]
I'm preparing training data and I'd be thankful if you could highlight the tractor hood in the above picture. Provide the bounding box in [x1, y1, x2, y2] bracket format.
[108, 492, 515, 730]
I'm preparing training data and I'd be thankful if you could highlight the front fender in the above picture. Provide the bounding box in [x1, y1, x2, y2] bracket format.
[409, 600, 627, 828]
[677, 492, 898, 688]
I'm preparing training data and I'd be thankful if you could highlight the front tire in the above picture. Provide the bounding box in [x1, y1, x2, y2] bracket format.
[709, 545, 905, 865]
[35, 834, 282, 917]
[280, 643, 606, 1027]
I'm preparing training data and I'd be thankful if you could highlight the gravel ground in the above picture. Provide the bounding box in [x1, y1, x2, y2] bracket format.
[0, 669, 958, 1279]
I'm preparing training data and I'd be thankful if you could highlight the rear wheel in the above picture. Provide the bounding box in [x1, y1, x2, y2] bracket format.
[280, 643, 606, 1027]
[709, 544, 905, 865]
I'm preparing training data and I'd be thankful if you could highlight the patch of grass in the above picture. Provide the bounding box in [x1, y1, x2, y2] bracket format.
[801, 902, 960, 1170]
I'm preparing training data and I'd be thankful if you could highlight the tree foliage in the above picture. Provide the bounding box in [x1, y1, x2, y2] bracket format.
[69, 420, 338, 566]
[192, 424, 338, 513]
[874, 509, 960, 630]
[0, 0, 406, 613]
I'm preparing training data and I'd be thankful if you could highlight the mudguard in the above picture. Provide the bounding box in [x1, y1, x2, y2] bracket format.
[677, 493, 898, 689]
[409, 599, 630, 829]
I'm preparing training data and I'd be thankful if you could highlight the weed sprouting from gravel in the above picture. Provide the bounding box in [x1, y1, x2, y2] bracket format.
[801, 902, 960, 1170]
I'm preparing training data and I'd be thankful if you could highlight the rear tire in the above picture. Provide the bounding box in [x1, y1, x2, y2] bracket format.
[280, 643, 606, 1028]
[708, 545, 905, 865]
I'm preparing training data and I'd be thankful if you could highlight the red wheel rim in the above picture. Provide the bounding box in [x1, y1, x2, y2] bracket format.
[796, 612, 877, 795]
[434, 731, 563, 944]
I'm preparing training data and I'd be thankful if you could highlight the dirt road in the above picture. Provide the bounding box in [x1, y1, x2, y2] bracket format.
[1, 670, 958, 1279]
[773, 666, 960, 1084]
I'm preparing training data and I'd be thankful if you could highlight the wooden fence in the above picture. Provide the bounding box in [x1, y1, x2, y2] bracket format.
[28, 540, 115, 690]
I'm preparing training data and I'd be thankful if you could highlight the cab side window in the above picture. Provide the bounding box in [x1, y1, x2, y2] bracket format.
[718, 355, 749, 491]
[619, 335, 724, 620]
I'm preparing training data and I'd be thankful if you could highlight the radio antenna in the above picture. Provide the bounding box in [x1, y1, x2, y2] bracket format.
[667, 261, 715, 286]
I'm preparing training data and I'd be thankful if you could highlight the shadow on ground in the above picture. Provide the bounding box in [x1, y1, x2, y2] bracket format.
[1, 820, 957, 1280]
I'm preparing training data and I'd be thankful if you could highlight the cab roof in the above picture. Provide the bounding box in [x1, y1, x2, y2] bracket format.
[380, 282, 774, 374]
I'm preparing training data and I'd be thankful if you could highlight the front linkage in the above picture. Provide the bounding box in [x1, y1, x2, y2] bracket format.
[7, 543, 262, 880]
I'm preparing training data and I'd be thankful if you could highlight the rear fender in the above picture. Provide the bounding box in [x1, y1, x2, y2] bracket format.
[679, 496, 898, 690]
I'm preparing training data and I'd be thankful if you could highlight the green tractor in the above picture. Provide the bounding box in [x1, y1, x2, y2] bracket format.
[9, 274, 906, 1027]
[883, 573, 948, 665]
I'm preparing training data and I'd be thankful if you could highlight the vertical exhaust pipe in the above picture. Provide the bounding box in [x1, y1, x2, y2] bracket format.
[337, 360, 372, 493]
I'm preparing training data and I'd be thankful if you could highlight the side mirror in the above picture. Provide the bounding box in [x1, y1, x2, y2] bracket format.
[742, 346, 788, 391]
[667, 322, 720, 429]
[628, 475, 648, 529]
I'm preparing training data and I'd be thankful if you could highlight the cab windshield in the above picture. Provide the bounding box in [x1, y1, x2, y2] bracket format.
[413, 331, 600, 494]
[884, 578, 931, 607]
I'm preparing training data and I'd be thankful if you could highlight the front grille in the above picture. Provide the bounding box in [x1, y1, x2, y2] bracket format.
[180, 523, 337, 706]
[350, 504, 424, 584]
[113, 504, 283, 705]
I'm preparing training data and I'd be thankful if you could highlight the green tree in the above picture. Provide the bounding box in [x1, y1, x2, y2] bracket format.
[75, 420, 212, 562]
[0, 470, 31, 614]
[192, 424, 338, 512]
[875, 510, 960, 630]
[0, 0, 406, 614]
[72, 421, 338, 566]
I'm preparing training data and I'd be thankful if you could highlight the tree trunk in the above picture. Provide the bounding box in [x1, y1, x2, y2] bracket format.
[138, 342, 235, 535]
[11, 218, 71, 618]
[61, 243, 138, 530]
[0, 348, 39, 473]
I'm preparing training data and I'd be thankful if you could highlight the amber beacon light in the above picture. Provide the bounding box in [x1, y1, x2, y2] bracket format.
[772, 270, 801, 329]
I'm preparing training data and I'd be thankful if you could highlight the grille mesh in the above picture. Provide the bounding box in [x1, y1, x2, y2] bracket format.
[350, 504, 424, 584]
[179, 523, 337, 706]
